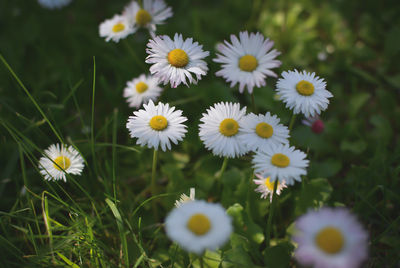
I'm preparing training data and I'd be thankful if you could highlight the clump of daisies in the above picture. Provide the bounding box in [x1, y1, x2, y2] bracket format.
[123, 74, 163, 108]
[38, 0, 72, 9]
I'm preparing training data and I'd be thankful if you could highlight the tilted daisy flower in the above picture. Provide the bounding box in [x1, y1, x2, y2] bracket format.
[38, 0, 72, 9]
[214, 31, 281, 94]
[292, 207, 368, 268]
[145, 33, 209, 88]
[126, 100, 187, 151]
[99, 14, 135, 43]
[199, 102, 248, 158]
[39, 144, 84, 182]
[239, 112, 289, 153]
[253, 173, 287, 202]
[123, 74, 163, 108]
[252, 143, 308, 185]
[175, 188, 195, 207]
[165, 200, 232, 254]
[275, 70, 333, 117]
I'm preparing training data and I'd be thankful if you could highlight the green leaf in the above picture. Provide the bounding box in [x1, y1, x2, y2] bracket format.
[263, 242, 294, 268]
[295, 178, 333, 216]
[349, 92, 371, 117]
[340, 139, 367, 154]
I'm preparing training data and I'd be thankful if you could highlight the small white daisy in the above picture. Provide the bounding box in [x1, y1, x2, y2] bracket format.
[38, 144, 84, 182]
[239, 112, 289, 153]
[165, 200, 232, 254]
[145, 33, 209, 88]
[292, 207, 368, 268]
[126, 100, 187, 151]
[275, 70, 333, 117]
[38, 0, 72, 9]
[214, 31, 281, 94]
[99, 14, 135, 43]
[199, 102, 248, 158]
[252, 143, 308, 185]
[123, 74, 163, 109]
[253, 173, 287, 202]
[175, 188, 195, 207]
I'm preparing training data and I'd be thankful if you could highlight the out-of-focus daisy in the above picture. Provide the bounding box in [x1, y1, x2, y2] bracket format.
[199, 102, 248, 158]
[275, 70, 333, 117]
[38, 0, 72, 9]
[302, 115, 325, 134]
[239, 112, 289, 153]
[175, 188, 195, 207]
[123, 74, 163, 108]
[99, 14, 135, 43]
[39, 144, 84, 182]
[292, 207, 368, 268]
[165, 200, 232, 254]
[214, 31, 281, 94]
[253, 173, 287, 202]
[146, 33, 209, 88]
[126, 100, 187, 151]
[252, 143, 308, 185]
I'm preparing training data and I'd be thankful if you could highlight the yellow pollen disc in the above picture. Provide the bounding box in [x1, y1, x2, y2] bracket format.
[187, 213, 211, 236]
[239, 54, 258, 72]
[135, 9, 152, 26]
[255, 122, 274, 138]
[315, 227, 345, 254]
[112, 23, 125, 33]
[149, 115, 168, 131]
[135, 82, 148, 93]
[219, 118, 239, 137]
[53, 156, 71, 171]
[168, 49, 189, 68]
[296, 80, 315, 96]
[271, 153, 290, 168]
[264, 177, 279, 191]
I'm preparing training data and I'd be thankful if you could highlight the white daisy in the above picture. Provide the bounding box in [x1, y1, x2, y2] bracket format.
[199, 102, 248, 158]
[292, 207, 368, 268]
[165, 200, 232, 254]
[38, 144, 84, 182]
[38, 0, 72, 9]
[239, 112, 289, 153]
[252, 143, 308, 185]
[214, 31, 281, 94]
[126, 100, 187, 151]
[302, 115, 325, 134]
[175, 188, 195, 207]
[253, 173, 287, 202]
[123, 74, 163, 108]
[99, 14, 135, 43]
[145, 33, 209, 88]
[275, 70, 333, 117]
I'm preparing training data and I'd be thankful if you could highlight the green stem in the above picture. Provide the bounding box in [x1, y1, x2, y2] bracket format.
[265, 180, 278, 247]
[288, 113, 297, 132]
[251, 92, 257, 113]
[200, 255, 204, 268]
[123, 40, 148, 72]
[217, 157, 229, 179]
[151, 149, 158, 196]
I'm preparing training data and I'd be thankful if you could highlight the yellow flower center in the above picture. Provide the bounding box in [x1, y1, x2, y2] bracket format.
[149, 115, 168, 131]
[296, 80, 315, 96]
[167, 49, 189, 68]
[271, 153, 290, 168]
[53, 156, 71, 171]
[135, 9, 152, 26]
[255, 122, 274, 138]
[219, 118, 239, 137]
[264, 177, 279, 191]
[135, 82, 148, 93]
[112, 23, 125, 33]
[239, 54, 258, 72]
[315, 227, 345, 254]
[187, 213, 211, 236]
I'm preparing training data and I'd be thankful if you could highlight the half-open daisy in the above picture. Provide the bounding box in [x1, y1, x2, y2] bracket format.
[199, 102, 248, 158]
[253, 173, 287, 202]
[145, 33, 209, 88]
[99, 14, 135, 43]
[38, 0, 72, 9]
[292, 207, 368, 268]
[123, 74, 163, 108]
[39, 144, 85, 182]
[165, 200, 232, 254]
[214, 31, 281, 94]
[126, 100, 187, 151]
[275, 70, 333, 117]
[175, 188, 195, 207]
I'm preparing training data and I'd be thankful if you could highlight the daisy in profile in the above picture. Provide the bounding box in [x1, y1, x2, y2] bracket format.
[214, 31, 281, 94]
[39, 144, 84, 182]
[146, 33, 209, 88]
[239, 112, 289, 153]
[165, 200, 232, 254]
[99, 14, 135, 43]
[292, 207, 368, 268]
[123, 74, 163, 108]
[199, 102, 248, 158]
[253, 173, 287, 202]
[252, 143, 308, 185]
[302, 115, 325, 134]
[275, 70, 333, 117]
[126, 100, 187, 151]
[175, 188, 195, 207]
[38, 0, 72, 9]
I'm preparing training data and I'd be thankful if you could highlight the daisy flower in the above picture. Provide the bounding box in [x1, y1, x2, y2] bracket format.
[302, 115, 325, 134]
[253, 173, 287, 202]
[239, 112, 289, 153]
[99, 14, 135, 43]
[214, 31, 281, 94]
[123, 74, 163, 108]
[199, 102, 248, 158]
[38, 0, 72, 9]
[275, 70, 333, 117]
[126, 100, 187, 151]
[252, 143, 308, 185]
[38, 144, 84, 182]
[165, 200, 232, 254]
[145, 33, 209, 88]
[175, 188, 195, 207]
[292, 207, 368, 268]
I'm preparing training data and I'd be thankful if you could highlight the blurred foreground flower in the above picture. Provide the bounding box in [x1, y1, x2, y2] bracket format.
[253, 174, 287, 202]
[302, 115, 325, 134]
[38, 0, 72, 9]
[123, 74, 163, 108]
